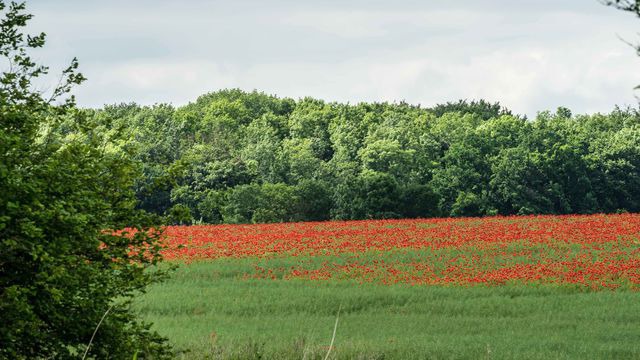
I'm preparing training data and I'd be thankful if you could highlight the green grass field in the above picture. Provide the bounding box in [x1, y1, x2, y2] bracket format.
[134, 260, 640, 359]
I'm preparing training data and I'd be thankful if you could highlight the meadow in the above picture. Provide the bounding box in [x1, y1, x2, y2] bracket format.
[135, 214, 640, 359]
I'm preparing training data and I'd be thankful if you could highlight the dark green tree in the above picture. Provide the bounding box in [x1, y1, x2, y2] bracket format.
[332, 171, 401, 220]
[0, 2, 171, 358]
[293, 179, 333, 222]
[429, 99, 514, 120]
[400, 184, 441, 218]
[221, 183, 299, 223]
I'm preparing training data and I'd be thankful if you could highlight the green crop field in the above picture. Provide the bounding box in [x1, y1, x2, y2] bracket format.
[135, 261, 640, 359]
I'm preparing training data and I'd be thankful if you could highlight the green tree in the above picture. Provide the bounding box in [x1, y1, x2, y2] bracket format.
[429, 99, 514, 120]
[288, 97, 334, 160]
[241, 113, 287, 183]
[332, 171, 401, 220]
[488, 147, 551, 215]
[0, 2, 171, 358]
[221, 183, 299, 223]
[293, 179, 333, 221]
[358, 139, 415, 180]
[280, 138, 326, 183]
[588, 125, 640, 212]
[429, 113, 488, 216]
[400, 184, 441, 218]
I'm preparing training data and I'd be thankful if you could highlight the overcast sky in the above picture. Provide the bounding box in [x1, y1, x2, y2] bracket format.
[26, 0, 639, 117]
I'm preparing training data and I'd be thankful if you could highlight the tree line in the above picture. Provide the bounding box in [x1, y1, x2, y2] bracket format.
[86, 90, 640, 224]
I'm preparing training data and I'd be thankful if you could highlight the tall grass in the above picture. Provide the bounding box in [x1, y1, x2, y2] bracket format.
[133, 261, 640, 359]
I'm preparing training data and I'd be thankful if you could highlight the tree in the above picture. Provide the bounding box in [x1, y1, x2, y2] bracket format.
[332, 171, 401, 220]
[0, 2, 171, 358]
[293, 179, 333, 221]
[358, 139, 415, 180]
[400, 184, 440, 218]
[429, 99, 514, 120]
[221, 183, 298, 223]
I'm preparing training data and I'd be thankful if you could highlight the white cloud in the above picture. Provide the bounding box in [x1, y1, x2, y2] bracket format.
[282, 9, 501, 39]
[23, 0, 639, 116]
[81, 61, 237, 106]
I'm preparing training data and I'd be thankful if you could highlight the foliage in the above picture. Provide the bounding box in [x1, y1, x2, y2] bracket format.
[0, 2, 171, 358]
[429, 99, 514, 120]
[221, 183, 299, 224]
[88, 89, 640, 223]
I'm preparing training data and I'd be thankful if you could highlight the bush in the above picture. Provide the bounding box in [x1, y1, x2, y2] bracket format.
[0, 2, 172, 358]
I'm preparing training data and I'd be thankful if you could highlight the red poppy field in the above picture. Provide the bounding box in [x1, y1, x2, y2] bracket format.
[161, 213, 640, 290]
[137, 213, 640, 359]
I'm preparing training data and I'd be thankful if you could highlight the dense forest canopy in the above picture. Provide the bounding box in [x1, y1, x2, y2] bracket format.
[86, 90, 640, 224]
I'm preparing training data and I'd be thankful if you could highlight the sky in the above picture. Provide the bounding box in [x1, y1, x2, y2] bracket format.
[25, 0, 640, 117]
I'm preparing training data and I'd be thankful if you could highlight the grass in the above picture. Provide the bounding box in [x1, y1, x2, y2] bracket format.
[134, 260, 640, 359]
